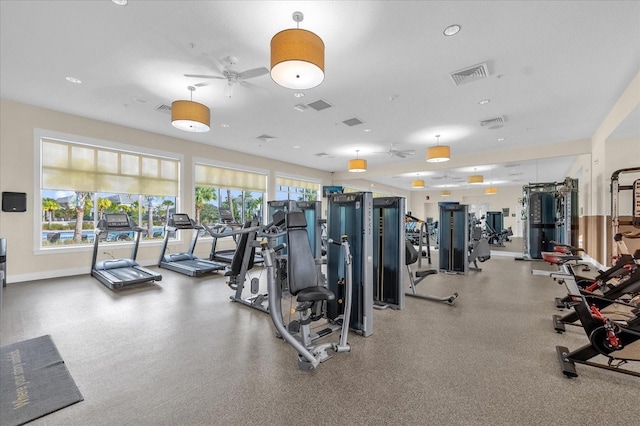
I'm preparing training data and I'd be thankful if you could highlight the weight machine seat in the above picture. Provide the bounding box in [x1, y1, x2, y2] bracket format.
[286, 211, 335, 303]
[405, 240, 438, 275]
[416, 269, 438, 278]
[541, 252, 583, 265]
[297, 286, 336, 303]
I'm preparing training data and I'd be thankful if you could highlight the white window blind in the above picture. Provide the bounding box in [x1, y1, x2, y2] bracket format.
[41, 139, 179, 196]
[195, 164, 266, 192]
[275, 176, 320, 191]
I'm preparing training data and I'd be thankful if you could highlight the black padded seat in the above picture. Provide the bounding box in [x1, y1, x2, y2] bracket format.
[296, 286, 336, 302]
[416, 269, 438, 278]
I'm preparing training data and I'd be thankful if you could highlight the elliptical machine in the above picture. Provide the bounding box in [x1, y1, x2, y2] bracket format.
[263, 211, 353, 371]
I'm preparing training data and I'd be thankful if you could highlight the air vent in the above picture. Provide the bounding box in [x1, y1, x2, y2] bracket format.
[256, 134, 277, 142]
[342, 117, 364, 127]
[314, 152, 333, 158]
[431, 175, 444, 180]
[504, 163, 520, 168]
[508, 172, 524, 177]
[156, 104, 172, 114]
[307, 99, 333, 111]
[450, 62, 489, 86]
[479, 116, 505, 129]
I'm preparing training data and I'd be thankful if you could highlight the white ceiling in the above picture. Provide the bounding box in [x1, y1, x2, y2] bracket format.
[1, 1, 638, 192]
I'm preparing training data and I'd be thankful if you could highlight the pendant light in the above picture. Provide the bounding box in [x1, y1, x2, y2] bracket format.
[171, 86, 210, 132]
[468, 171, 483, 184]
[412, 179, 425, 189]
[426, 134, 450, 163]
[271, 11, 324, 90]
[484, 165, 497, 194]
[348, 150, 367, 173]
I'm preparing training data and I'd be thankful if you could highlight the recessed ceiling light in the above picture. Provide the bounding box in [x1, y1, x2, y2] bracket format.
[478, 99, 490, 105]
[294, 92, 305, 98]
[293, 145, 301, 149]
[364, 128, 372, 133]
[443, 24, 461, 36]
[221, 124, 229, 128]
[497, 137, 505, 142]
[112, 0, 128, 5]
[65, 76, 82, 84]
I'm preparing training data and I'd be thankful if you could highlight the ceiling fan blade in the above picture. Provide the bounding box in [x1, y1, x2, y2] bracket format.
[184, 74, 225, 80]
[239, 80, 270, 96]
[194, 82, 210, 88]
[401, 150, 415, 155]
[238, 67, 269, 80]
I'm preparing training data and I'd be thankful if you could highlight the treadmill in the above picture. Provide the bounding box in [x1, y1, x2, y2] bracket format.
[158, 213, 226, 276]
[206, 220, 264, 265]
[91, 213, 162, 290]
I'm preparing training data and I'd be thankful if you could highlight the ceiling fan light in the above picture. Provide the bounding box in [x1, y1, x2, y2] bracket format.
[468, 174, 484, 184]
[412, 179, 425, 189]
[348, 158, 367, 173]
[426, 145, 450, 162]
[485, 187, 498, 195]
[441, 190, 452, 197]
[171, 100, 210, 132]
[271, 28, 324, 90]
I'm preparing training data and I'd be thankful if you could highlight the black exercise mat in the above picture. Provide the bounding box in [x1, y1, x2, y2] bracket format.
[0, 335, 83, 426]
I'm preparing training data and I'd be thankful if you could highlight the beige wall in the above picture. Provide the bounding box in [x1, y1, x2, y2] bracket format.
[0, 100, 333, 282]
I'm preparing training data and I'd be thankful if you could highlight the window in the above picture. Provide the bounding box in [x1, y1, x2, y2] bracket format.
[275, 176, 320, 201]
[194, 163, 266, 226]
[38, 135, 180, 248]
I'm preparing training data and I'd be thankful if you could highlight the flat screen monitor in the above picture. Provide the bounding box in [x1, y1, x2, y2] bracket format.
[172, 213, 191, 226]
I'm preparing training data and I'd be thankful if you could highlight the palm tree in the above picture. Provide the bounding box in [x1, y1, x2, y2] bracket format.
[72, 192, 91, 243]
[195, 187, 216, 225]
[97, 197, 112, 220]
[42, 198, 59, 226]
[161, 199, 174, 223]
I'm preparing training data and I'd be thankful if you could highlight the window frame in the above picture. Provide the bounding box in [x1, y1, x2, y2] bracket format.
[192, 157, 269, 229]
[33, 128, 183, 254]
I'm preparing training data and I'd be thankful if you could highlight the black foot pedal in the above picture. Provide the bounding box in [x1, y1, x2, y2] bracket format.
[552, 314, 566, 333]
[556, 346, 578, 377]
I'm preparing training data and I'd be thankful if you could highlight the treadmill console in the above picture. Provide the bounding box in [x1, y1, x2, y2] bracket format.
[172, 213, 194, 229]
[104, 214, 132, 230]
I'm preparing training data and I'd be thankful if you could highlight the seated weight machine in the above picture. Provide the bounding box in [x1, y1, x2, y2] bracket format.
[405, 241, 458, 305]
[264, 211, 353, 371]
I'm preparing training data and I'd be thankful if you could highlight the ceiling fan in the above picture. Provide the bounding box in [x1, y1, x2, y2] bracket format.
[375, 143, 415, 159]
[184, 55, 269, 98]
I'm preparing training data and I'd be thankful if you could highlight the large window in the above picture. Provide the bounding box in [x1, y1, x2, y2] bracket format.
[194, 163, 266, 226]
[275, 176, 320, 201]
[39, 136, 180, 248]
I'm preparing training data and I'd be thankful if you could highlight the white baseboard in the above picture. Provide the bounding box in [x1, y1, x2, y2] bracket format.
[5, 258, 160, 284]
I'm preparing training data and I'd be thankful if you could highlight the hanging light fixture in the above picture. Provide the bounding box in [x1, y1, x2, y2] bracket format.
[484, 165, 497, 194]
[468, 174, 484, 184]
[271, 11, 324, 90]
[485, 187, 498, 195]
[412, 179, 425, 189]
[348, 150, 367, 172]
[171, 86, 210, 132]
[426, 134, 450, 163]
[441, 190, 452, 196]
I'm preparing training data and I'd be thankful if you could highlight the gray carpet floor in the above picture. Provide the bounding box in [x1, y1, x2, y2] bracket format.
[0, 251, 638, 426]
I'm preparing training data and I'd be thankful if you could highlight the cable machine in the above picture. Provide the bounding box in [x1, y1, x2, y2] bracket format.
[611, 167, 640, 261]
[326, 192, 374, 337]
[438, 203, 469, 274]
[372, 197, 405, 310]
[521, 177, 578, 259]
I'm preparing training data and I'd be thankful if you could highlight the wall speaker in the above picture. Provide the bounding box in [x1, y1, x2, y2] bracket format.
[2, 192, 27, 212]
